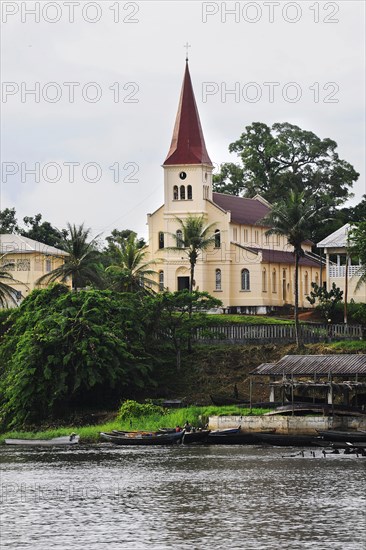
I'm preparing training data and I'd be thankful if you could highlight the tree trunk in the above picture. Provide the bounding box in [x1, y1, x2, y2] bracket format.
[294, 252, 300, 349]
[187, 261, 195, 353]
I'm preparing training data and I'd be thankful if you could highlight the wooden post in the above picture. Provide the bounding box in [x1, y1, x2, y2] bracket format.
[291, 373, 294, 416]
[249, 377, 253, 410]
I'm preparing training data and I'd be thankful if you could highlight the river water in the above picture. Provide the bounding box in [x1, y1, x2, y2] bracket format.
[0, 444, 365, 550]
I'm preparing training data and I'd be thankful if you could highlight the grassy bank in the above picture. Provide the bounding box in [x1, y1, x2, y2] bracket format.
[0, 406, 269, 444]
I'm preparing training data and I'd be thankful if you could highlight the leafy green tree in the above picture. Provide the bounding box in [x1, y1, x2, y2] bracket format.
[106, 234, 157, 293]
[0, 208, 20, 234]
[170, 215, 217, 293]
[103, 229, 146, 266]
[214, 122, 359, 237]
[21, 213, 66, 247]
[261, 190, 327, 347]
[149, 290, 222, 369]
[37, 223, 104, 290]
[306, 282, 344, 321]
[348, 221, 366, 291]
[0, 285, 155, 428]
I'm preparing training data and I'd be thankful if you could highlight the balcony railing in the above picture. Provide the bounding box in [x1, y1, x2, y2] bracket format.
[329, 265, 360, 278]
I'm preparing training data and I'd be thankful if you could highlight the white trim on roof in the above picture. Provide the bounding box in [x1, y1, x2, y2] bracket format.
[0, 234, 69, 256]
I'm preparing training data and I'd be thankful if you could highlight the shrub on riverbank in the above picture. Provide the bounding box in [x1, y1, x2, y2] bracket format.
[0, 405, 269, 443]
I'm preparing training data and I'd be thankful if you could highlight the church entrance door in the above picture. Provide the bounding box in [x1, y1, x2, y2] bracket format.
[177, 276, 190, 291]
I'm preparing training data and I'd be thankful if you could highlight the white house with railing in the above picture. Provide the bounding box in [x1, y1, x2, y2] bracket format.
[317, 224, 365, 303]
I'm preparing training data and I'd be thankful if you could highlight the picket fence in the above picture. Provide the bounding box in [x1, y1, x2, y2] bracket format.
[191, 323, 364, 344]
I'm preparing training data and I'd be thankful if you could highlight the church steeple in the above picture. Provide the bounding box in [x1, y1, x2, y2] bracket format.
[164, 61, 212, 166]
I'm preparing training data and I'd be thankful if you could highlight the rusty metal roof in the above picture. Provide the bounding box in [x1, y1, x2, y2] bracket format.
[252, 355, 366, 376]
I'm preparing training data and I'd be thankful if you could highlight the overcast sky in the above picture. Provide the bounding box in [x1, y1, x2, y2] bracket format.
[1, 0, 365, 241]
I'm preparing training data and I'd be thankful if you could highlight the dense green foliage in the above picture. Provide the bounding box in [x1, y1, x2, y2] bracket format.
[213, 122, 359, 242]
[307, 282, 344, 321]
[118, 400, 167, 420]
[0, 285, 155, 428]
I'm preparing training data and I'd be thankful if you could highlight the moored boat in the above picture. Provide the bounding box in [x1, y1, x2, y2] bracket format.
[100, 430, 184, 445]
[4, 434, 79, 446]
[317, 430, 366, 443]
[253, 433, 319, 447]
[182, 430, 210, 444]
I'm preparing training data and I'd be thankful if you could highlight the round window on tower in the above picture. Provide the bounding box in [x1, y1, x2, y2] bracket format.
[179, 171, 187, 180]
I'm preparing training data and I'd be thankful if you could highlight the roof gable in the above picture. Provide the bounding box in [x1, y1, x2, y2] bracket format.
[212, 192, 270, 225]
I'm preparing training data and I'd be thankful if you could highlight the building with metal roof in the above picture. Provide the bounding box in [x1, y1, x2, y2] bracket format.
[0, 234, 70, 304]
[251, 355, 366, 410]
[317, 224, 365, 304]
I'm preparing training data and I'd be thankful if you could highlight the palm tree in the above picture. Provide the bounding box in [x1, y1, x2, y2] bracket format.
[37, 223, 104, 291]
[170, 215, 218, 293]
[106, 234, 157, 293]
[260, 191, 325, 348]
[0, 256, 24, 307]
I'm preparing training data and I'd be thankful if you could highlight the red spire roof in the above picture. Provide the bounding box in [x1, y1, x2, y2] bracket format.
[164, 61, 212, 166]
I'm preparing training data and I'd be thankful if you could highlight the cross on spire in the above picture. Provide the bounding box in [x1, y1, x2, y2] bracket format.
[184, 42, 191, 61]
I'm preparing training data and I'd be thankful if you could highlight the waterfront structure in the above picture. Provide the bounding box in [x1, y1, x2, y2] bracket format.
[0, 234, 69, 304]
[252, 354, 366, 407]
[317, 224, 366, 303]
[146, 61, 323, 313]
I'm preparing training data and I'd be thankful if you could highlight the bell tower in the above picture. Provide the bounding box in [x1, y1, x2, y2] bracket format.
[163, 60, 213, 215]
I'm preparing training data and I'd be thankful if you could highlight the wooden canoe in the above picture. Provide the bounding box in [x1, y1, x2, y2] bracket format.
[4, 435, 79, 446]
[100, 430, 184, 445]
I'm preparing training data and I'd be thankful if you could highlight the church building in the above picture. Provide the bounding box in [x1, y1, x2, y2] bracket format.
[146, 61, 323, 313]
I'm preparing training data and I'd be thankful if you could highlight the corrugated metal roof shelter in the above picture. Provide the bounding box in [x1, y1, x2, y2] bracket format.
[249, 355, 366, 412]
[252, 355, 366, 376]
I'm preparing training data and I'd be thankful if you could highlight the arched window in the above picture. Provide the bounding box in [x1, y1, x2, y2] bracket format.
[241, 269, 250, 291]
[315, 272, 319, 286]
[304, 271, 309, 295]
[158, 231, 164, 249]
[176, 229, 184, 248]
[214, 229, 221, 248]
[180, 185, 185, 200]
[158, 271, 164, 292]
[173, 185, 178, 200]
[187, 185, 192, 199]
[272, 269, 277, 293]
[215, 269, 222, 290]
[262, 268, 267, 292]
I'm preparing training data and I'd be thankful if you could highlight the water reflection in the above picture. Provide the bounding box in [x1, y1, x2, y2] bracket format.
[1, 444, 365, 549]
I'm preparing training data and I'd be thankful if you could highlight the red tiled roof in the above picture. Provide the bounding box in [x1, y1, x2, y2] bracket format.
[164, 61, 212, 166]
[247, 247, 322, 267]
[213, 192, 270, 224]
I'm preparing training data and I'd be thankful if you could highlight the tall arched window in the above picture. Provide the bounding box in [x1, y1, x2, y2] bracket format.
[304, 271, 309, 295]
[241, 269, 250, 291]
[180, 185, 185, 200]
[214, 229, 221, 248]
[173, 186, 178, 200]
[176, 229, 184, 248]
[158, 271, 164, 291]
[315, 272, 319, 286]
[272, 269, 277, 293]
[158, 231, 164, 249]
[262, 268, 267, 292]
[187, 185, 192, 199]
[215, 269, 222, 290]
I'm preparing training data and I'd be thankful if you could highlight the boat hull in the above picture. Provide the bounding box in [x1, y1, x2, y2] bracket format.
[4, 435, 79, 446]
[100, 431, 184, 445]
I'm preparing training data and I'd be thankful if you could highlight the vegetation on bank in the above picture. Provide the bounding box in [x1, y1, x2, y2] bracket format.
[0, 405, 269, 444]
